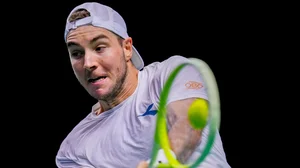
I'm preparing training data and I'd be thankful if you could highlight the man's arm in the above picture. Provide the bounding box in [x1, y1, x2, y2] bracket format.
[167, 97, 205, 163]
[136, 161, 149, 168]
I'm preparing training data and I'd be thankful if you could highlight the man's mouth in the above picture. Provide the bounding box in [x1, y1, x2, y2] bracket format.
[88, 76, 107, 83]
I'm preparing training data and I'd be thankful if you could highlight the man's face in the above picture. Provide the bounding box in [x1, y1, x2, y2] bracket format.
[66, 25, 129, 100]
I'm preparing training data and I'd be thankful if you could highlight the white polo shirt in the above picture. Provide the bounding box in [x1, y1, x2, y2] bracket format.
[56, 55, 231, 168]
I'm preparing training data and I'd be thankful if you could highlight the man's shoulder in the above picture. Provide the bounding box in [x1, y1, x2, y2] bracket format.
[138, 55, 190, 86]
[163, 55, 189, 63]
[143, 55, 188, 71]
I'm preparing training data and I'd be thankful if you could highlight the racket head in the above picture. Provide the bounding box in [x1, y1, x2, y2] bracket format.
[149, 58, 221, 168]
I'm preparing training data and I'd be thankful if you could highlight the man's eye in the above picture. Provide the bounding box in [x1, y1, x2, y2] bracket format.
[71, 51, 83, 58]
[95, 46, 104, 52]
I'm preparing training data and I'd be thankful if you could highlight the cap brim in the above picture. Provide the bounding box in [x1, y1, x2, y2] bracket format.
[131, 46, 144, 70]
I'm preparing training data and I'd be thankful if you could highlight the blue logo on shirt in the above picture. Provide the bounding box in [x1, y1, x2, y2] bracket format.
[138, 103, 157, 117]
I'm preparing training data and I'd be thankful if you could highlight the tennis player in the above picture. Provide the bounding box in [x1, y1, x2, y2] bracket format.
[56, 2, 231, 168]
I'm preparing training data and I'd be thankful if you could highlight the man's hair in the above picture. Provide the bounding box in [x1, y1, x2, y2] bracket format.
[68, 9, 124, 45]
[68, 8, 91, 22]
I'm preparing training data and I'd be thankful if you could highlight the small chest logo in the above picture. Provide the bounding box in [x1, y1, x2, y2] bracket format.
[138, 103, 157, 117]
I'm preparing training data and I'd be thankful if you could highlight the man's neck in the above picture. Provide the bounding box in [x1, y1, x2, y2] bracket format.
[96, 67, 139, 114]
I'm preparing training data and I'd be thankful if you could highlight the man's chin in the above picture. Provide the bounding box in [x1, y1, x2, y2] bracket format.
[92, 89, 111, 100]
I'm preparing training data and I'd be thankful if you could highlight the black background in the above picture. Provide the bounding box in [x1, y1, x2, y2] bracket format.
[4, 0, 289, 167]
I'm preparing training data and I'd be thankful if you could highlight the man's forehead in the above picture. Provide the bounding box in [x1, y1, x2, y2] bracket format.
[66, 25, 114, 44]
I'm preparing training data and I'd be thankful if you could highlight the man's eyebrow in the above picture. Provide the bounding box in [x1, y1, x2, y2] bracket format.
[67, 42, 78, 47]
[67, 34, 109, 47]
[91, 34, 109, 43]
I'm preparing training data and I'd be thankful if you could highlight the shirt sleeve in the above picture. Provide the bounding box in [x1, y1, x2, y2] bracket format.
[157, 55, 208, 105]
[149, 56, 231, 168]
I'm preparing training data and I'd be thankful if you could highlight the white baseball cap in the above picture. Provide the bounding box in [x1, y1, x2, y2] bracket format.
[64, 2, 144, 70]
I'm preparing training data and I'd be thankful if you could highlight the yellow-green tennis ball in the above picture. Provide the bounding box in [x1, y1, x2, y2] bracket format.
[188, 99, 209, 129]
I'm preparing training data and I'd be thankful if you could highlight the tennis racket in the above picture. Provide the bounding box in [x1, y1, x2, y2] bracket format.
[148, 58, 221, 168]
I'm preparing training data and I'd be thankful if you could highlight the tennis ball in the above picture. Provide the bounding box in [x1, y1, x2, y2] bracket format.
[188, 99, 209, 129]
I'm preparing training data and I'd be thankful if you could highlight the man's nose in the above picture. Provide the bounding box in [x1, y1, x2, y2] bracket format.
[83, 52, 98, 71]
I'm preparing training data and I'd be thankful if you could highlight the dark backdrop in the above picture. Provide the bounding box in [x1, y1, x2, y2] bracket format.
[6, 0, 272, 167]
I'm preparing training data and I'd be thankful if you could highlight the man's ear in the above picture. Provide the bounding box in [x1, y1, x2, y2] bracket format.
[123, 37, 133, 61]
